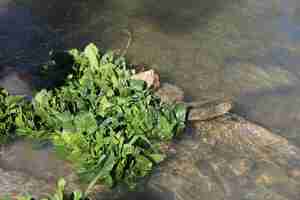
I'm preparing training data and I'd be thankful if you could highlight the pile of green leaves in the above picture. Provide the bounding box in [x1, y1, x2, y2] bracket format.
[14, 43, 187, 188]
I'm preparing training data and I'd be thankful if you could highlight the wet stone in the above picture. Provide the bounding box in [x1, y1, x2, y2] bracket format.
[242, 186, 289, 200]
[0, 140, 84, 196]
[186, 100, 233, 121]
[253, 161, 288, 187]
[155, 83, 184, 103]
[0, 167, 54, 199]
[79, 109, 300, 200]
[229, 158, 254, 176]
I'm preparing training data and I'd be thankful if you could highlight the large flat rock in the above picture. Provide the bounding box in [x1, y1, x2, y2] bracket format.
[141, 114, 300, 200]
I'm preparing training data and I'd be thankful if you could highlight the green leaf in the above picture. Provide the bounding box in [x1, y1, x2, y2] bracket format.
[6, 95, 24, 107]
[129, 79, 146, 91]
[148, 153, 165, 163]
[174, 103, 187, 122]
[72, 191, 83, 200]
[34, 89, 50, 105]
[84, 43, 100, 71]
[74, 112, 97, 134]
[158, 115, 174, 140]
[55, 112, 74, 132]
[100, 51, 114, 65]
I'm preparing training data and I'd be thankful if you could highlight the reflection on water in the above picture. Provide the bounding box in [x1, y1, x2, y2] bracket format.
[2, 0, 300, 198]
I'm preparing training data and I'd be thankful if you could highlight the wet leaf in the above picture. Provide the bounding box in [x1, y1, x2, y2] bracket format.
[84, 43, 100, 71]
[0, 43, 187, 190]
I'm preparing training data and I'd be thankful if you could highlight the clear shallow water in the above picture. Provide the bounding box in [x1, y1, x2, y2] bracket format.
[2, 0, 300, 144]
[2, 0, 300, 198]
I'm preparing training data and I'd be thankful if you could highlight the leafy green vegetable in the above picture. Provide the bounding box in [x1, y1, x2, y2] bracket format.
[1, 43, 187, 189]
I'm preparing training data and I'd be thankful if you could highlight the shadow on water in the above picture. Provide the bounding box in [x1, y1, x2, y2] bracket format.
[0, 1, 90, 93]
[26, 0, 105, 29]
[0, 3, 64, 95]
[138, 0, 242, 34]
[0, 0, 107, 64]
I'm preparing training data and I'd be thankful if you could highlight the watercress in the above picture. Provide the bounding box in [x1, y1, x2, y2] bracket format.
[2, 43, 187, 189]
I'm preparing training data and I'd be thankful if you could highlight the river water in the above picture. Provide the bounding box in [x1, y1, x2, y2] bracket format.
[1, 0, 300, 198]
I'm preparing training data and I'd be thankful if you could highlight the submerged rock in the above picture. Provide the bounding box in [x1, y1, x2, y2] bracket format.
[236, 87, 300, 147]
[155, 83, 233, 121]
[185, 100, 233, 121]
[0, 167, 54, 199]
[223, 63, 298, 94]
[0, 140, 84, 197]
[144, 114, 300, 200]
